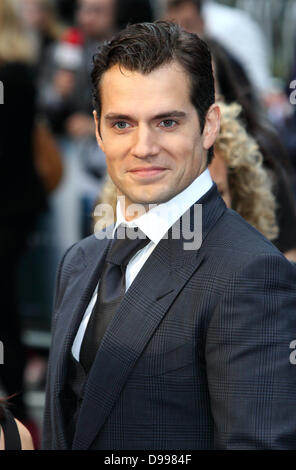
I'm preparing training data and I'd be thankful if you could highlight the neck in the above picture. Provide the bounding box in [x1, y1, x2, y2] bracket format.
[118, 196, 153, 222]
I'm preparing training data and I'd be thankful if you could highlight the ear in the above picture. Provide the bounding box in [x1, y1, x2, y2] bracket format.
[202, 103, 221, 152]
[93, 110, 105, 153]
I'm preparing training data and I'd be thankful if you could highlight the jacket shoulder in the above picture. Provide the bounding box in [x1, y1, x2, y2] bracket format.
[211, 208, 281, 255]
[202, 207, 292, 277]
[62, 225, 114, 266]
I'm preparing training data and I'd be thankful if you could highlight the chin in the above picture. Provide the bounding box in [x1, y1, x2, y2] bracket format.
[132, 192, 172, 206]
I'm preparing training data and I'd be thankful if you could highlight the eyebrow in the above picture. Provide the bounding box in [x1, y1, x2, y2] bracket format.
[104, 111, 187, 121]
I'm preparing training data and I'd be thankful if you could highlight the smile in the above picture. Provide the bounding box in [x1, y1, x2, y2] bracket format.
[128, 168, 168, 181]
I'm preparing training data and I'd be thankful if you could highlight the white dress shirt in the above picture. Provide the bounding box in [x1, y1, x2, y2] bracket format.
[71, 168, 213, 361]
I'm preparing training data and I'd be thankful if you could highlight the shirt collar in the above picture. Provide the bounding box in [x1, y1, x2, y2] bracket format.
[113, 168, 213, 245]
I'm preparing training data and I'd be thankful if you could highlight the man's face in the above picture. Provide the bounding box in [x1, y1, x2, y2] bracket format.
[21, 0, 50, 30]
[165, 3, 204, 36]
[77, 0, 115, 40]
[95, 61, 220, 218]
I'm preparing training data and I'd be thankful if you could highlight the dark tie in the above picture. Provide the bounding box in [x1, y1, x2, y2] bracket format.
[79, 225, 150, 373]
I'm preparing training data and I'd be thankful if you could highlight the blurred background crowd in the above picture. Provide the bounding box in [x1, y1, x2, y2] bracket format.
[0, 0, 296, 449]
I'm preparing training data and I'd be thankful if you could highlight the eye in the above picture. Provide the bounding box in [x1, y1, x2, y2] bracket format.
[159, 119, 177, 128]
[114, 121, 131, 130]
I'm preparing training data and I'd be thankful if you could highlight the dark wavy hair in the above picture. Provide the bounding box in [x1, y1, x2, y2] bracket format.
[0, 395, 17, 420]
[0, 398, 7, 420]
[91, 20, 215, 162]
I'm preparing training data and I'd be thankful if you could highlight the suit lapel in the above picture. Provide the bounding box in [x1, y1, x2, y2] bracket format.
[51, 230, 113, 448]
[72, 185, 226, 449]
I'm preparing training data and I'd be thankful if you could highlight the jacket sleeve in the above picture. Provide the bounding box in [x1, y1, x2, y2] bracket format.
[206, 252, 296, 449]
[41, 243, 77, 450]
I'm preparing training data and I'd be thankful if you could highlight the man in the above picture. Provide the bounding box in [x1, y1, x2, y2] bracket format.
[43, 21, 296, 449]
[165, 0, 273, 96]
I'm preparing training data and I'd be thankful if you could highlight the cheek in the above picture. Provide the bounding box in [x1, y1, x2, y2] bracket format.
[106, 159, 120, 178]
[102, 138, 127, 164]
[101, 126, 130, 153]
[105, 151, 126, 183]
[162, 133, 195, 158]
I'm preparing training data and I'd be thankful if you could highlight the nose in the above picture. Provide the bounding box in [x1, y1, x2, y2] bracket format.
[131, 124, 160, 159]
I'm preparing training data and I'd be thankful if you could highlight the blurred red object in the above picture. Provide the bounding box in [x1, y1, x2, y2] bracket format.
[61, 27, 85, 46]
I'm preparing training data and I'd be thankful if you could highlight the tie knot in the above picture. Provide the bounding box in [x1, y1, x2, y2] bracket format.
[107, 225, 150, 266]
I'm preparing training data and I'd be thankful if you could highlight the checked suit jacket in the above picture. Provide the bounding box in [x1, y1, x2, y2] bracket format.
[42, 184, 296, 450]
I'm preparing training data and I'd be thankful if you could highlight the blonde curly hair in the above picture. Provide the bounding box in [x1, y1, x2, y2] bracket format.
[93, 101, 278, 241]
[215, 101, 278, 240]
[0, 0, 36, 63]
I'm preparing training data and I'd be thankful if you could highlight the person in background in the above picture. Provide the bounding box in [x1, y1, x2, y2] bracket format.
[40, 0, 117, 138]
[65, 0, 116, 139]
[208, 38, 296, 261]
[20, 0, 65, 73]
[165, 0, 273, 98]
[165, 0, 296, 261]
[0, 0, 48, 448]
[94, 101, 278, 244]
[0, 398, 34, 450]
[210, 101, 278, 242]
[37, 27, 85, 135]
[37, 0, 117, 238]
[279, 35, 296, 172]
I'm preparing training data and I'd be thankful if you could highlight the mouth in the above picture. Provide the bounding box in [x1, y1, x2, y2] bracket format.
[128, 167, 168, 180]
